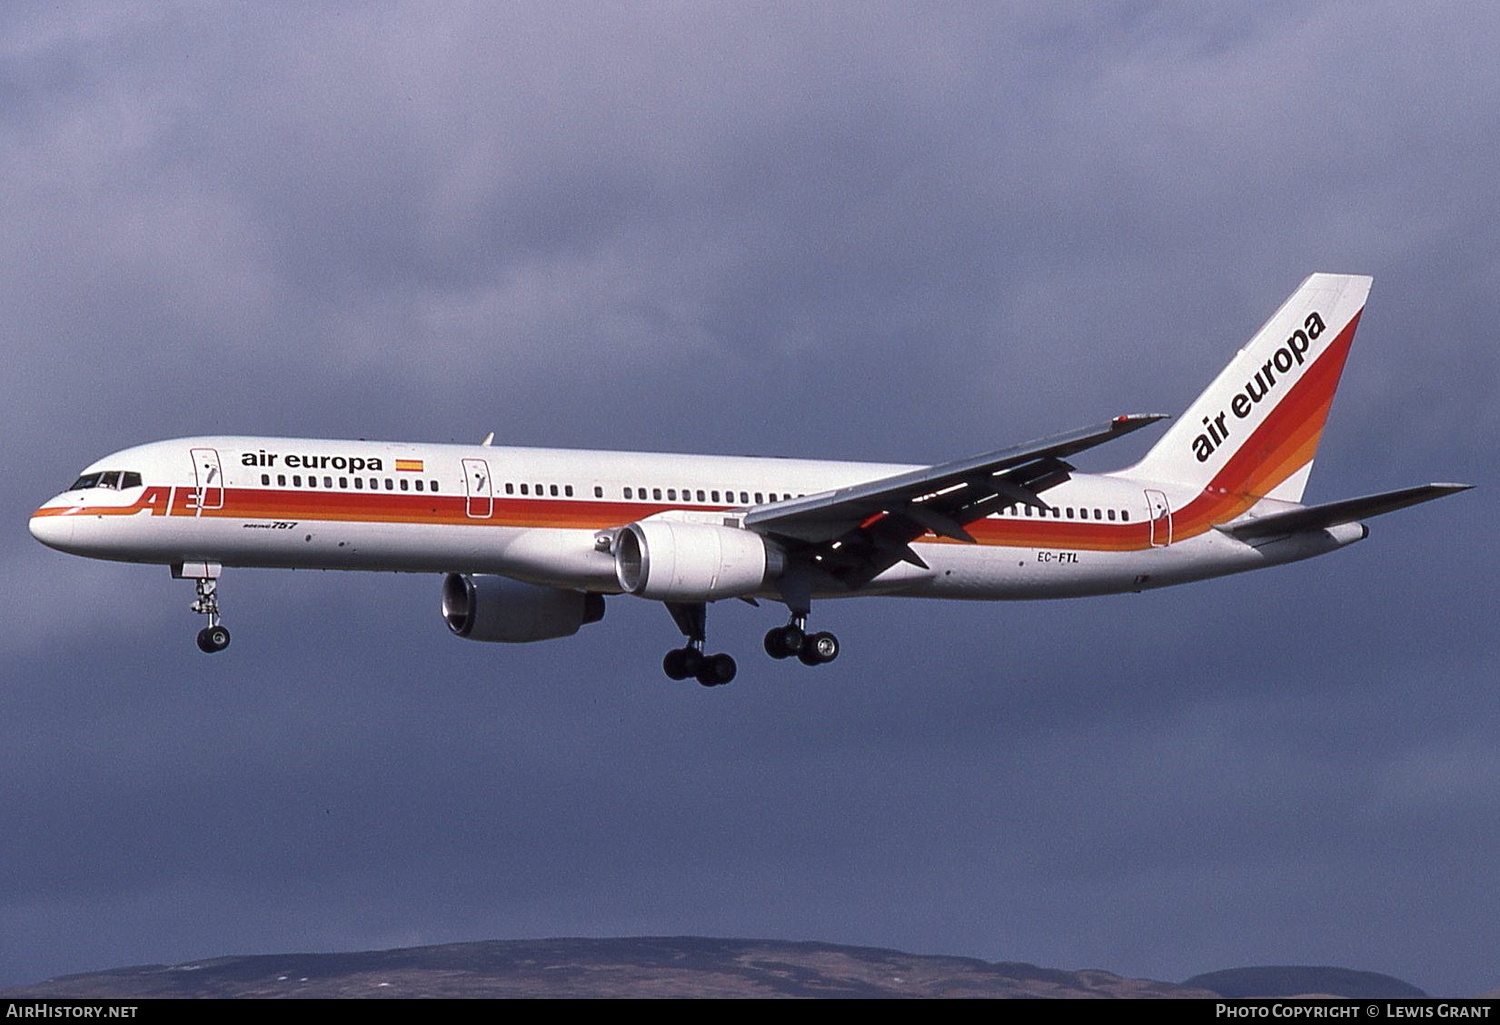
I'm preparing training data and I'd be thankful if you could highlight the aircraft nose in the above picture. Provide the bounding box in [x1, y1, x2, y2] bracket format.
[29, 506, 75, 551]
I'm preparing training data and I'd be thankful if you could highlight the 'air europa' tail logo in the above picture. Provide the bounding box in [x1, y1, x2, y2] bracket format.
[1190, 311, 1327, 463]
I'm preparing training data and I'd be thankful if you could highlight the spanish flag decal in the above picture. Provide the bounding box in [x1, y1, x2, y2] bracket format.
[395, 459, 425, 472]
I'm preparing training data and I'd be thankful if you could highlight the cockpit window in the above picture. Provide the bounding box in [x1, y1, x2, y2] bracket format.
[69, 470, 143, 491]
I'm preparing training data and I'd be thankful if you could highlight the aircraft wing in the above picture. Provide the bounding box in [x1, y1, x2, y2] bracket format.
[743, 413, 1167, 587]
[1215, 483, 1473, 542]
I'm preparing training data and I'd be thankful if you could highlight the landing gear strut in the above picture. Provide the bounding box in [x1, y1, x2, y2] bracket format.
[662, 602, 736, 686]
[189, 575, 230, 653]
[763, 615, 838, 666]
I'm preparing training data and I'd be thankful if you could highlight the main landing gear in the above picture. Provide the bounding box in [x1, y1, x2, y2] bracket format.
[762, 617, 839, 666]
[658, 603, 841, 685]
[663, 602, 737, 687]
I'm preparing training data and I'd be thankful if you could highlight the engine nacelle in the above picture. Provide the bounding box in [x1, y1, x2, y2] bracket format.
[441, 573, 605, 643]
[614, 520, 781, 601]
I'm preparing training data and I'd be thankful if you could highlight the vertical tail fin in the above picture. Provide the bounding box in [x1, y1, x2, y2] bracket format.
[1122, 273, 1372, 501]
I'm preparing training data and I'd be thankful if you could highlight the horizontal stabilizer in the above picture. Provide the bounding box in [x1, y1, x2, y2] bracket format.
[1216, 483, 1472, 541]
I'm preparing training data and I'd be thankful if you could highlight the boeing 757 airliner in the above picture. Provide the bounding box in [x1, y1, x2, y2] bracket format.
[30, 274, 1469, 685]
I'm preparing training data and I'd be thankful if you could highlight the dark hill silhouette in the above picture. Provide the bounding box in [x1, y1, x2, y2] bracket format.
[4, 937, 1218, 999]
[1184, 966, 1428, 999]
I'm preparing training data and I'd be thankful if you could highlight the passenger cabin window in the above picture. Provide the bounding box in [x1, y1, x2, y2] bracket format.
[623, 487, 633, 499]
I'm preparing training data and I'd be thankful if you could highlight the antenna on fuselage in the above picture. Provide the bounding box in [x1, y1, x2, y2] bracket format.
[480, 432, 494, 446]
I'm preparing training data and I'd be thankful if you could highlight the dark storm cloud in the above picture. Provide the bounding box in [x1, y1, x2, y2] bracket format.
[3, 1, 1497, 997]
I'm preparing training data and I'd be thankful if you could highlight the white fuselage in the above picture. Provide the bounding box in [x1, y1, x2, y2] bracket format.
[29, 435, 1362, 603]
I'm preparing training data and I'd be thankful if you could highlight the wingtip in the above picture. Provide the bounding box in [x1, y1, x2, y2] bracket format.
[1112, 413, 1172, 426]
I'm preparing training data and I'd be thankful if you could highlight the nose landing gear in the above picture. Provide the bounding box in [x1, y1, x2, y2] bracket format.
[178, 564, 230, 653]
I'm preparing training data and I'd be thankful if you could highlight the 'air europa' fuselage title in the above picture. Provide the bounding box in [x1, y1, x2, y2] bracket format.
[1190, 310, 1326, 463]
[240, 450, 385, 472]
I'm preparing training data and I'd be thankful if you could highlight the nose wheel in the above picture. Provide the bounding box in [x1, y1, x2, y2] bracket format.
[196, 624, 231, 653]
[190, 576, 230, 653]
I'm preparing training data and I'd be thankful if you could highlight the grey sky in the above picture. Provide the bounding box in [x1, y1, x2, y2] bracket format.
[3, 2, 1496, 996]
